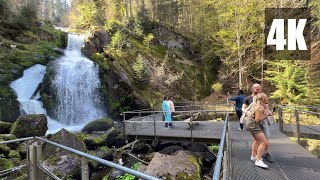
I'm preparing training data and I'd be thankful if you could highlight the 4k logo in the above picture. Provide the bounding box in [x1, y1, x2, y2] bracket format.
[264, 8, 311, 60]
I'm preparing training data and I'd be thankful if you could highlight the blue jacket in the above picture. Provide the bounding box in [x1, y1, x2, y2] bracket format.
[229, 95, 245, 111]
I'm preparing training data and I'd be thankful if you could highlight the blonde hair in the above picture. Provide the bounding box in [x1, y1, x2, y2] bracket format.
[253, 92, 267, 111]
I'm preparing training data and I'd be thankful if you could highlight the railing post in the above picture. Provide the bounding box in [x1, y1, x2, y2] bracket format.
[123, 113, 127, 141]
[81, 157, 89, 180]
[153, 112, 156, 141]
[36, 140, 44, 179]
[29, 144, 38, 180]
[278, 107, 283, 132]
[295, 110, 301, 144]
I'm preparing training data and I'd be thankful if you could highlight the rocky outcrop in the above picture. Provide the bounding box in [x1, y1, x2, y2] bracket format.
[0, 121, 13, 134]
[145, 150, 202, 180]
[84, 127, 115, 150]
[43, 129, 87, 158]
[10, 114, 48, 138]
[44, 154, 81, 179]
[0, 98, 20, 123]
[81, 28, 111, 58]
[82, 118, 114, 134]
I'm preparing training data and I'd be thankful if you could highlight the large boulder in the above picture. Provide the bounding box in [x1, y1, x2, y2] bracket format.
[132, 141, 154, 154]
[43, 154, 81, 179]
[0, 98, 20, 123]
[145, 151, 202, 180]
[81, 28, 111, 58]
[88, 146, 113, 170]
[10, 114, 48, 138]
[84, 127, 115, 150]
[0, 121, 13, 134]
[43, 129, 87, 158]
[82, 118, 114, 134]
[0, 158, 14, 171]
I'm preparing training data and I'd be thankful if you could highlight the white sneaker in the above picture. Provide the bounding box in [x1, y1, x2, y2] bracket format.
[251, 156, 256, 161]
[251, 156, 262, 161]
[255, 160, 268, 168]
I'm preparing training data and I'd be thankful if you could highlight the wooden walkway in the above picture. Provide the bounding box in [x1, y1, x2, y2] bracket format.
[229, 122, 320, 180]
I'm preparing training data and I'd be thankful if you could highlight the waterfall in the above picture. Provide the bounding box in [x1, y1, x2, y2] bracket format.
[10, 34, 106, 134]
[52, 34, 106, 125]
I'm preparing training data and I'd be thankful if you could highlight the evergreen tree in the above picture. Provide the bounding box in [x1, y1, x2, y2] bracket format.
[265, 61, 308, 104]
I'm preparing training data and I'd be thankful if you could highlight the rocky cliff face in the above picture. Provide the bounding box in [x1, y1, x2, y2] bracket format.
[81, 25, 216, 117]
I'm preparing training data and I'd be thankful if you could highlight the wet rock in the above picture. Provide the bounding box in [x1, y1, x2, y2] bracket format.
[88, 146, 113, 170]
[0, 98, 20, 123]
[84, 127, 115, 150]
[43, 154, 81, 179]
[82, 118, 114, 134]
[43, 128, 87, 158]
[158, 145, 183, 155]
[10, 114, 48, 138]
[91, 168, 112, 180]
[0, 121, 12, 134]
[132, 141, 153, 154]
[81, 28, 111, 58]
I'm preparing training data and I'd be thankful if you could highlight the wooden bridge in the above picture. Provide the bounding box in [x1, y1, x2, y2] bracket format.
[123, 105, 320, 179]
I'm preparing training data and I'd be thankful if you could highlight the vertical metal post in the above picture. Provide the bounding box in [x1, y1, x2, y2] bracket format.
[81, 157, 89, 180]
[278, 107, 283, 132]
[36, 141, 44, 179]
[295, 110, 301, 144]
[29, 144, 38, 180]
[123, 113, 127, 141]
[153, 112, 156, 141]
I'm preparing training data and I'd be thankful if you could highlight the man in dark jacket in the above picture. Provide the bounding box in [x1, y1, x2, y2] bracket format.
[229, 90, 245, 130]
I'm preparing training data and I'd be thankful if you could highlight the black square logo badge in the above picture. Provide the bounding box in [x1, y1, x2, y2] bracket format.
[264, 8, 311, 60]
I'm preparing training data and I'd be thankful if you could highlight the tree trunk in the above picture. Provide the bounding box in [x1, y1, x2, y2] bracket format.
[124, 0, 129, 19]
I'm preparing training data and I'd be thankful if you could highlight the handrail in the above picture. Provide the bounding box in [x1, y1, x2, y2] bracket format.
[0, 137, 34, 145]
[213, 112, 229, 180]
[35, 137, 161, 180]
[0, 137, 161, 180]
[122, 110, 233, 114]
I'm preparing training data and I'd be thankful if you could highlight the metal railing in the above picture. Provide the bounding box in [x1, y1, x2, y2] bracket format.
[122, 109, 231, 179]
[122, 110, 232, 142]
[213, 112, 229, 180]
[278, 105, 320, 144]
[0, 136, 161, 180]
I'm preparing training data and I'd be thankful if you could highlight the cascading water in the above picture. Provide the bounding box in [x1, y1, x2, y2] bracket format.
[10, 34, 106, 134]
[52, 34, 106, 125]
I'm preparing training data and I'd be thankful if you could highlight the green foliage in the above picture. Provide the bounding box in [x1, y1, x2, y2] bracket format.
[104, 19, 122, 34]
[265, 61, 308, 104]
[14, 3, 38, 30]
[208, 144, 220, 153]
[211, 83, 222, 92]
[143, 33, 154, 49]
[0, 0, 11, 23]
[132, 53, 149, 83]
[116, 162, 142, 180]
[70, 2, 97, 29]
[110, 30, 126, 56]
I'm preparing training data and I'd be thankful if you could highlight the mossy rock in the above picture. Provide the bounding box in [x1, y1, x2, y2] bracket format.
[81, 118, 114, 134]
[0, 98, 20, 122]
[10, 114, 48, 138]
[16, 142, 27, 159]
[0, 158, 14, 171]
[9, 157, 21, 166]
[8, 150, 20, 159]
[0, 121, 13, 133]
[43, 128, 87, 158]
[88, 146, 113, 170]
[85, 127, 115, 150]
[44, 154, 81, 179]
[0, 145, 11, 157]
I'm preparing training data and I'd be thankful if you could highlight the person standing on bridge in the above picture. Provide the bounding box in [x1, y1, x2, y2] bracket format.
[229, 90, 245, 131]
[244, 92, 272, 168]
[168, 96, 175, 128]
[162, 96, 172, 129]
[242, 84, 274, 164]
